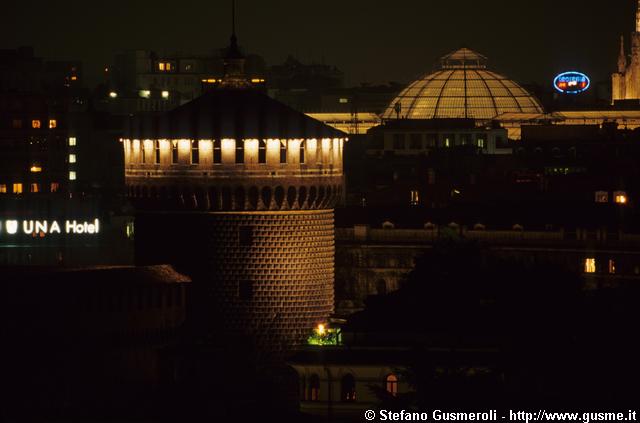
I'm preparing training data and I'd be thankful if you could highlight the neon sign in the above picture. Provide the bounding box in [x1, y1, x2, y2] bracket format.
[0, 219, 100, 237]
[554, 71, 590, 94]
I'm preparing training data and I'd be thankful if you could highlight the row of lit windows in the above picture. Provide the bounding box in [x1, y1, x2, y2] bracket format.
[302, 373, 398, 402]
[10, 119, 58, 129]
[584, 258, 617, 274]
[371, 133, 487, 150]
[595, 191, 628, 204]
[138, 90, 170, 99]
[125, 139, 342, 166]
[157, 62, 174, 72]
[0, 182, 61, 194]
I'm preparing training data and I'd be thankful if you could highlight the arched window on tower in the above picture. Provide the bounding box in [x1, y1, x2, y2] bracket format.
[341, 374, 356, 402]
[385, 374, 398, 397]
[258, 140, 267, 164]
[236, 140, 245, 164]
[308, 374, 320, 401]
[280, 140, 287, 164]
[300, 140, 306, 164]
[171, 140, 178, 164]
[213, 140, 222, 164]
[191, 140, 199, 164]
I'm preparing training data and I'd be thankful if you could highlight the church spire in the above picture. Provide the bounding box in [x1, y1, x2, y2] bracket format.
[221, 0, 250, 88]
[618, 35, 627, 72]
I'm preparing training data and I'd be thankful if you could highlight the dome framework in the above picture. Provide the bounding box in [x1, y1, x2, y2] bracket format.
[384, 48, 544, 120]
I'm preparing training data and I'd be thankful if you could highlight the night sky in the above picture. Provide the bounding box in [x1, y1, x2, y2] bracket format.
[1, 0, 635, 87]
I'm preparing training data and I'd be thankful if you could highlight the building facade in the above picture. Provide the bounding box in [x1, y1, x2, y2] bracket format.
[612, 1, 640, 103]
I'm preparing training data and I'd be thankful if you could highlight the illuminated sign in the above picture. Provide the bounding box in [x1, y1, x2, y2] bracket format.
[554, 71, 590, 94]
[0, 219, 100, 237]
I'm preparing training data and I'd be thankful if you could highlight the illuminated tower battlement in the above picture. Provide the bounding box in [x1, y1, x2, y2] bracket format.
[122, 88, 346, 352]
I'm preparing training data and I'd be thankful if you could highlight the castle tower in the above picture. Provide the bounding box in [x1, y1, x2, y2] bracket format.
[612, 0, 640, 103]
[121, 20, 346, 353]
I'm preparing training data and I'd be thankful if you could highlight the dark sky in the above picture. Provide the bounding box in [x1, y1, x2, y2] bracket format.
[1, 0, 635, 87]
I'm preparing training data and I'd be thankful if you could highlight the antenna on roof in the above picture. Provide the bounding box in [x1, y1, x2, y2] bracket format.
[232, 0, 236, 38]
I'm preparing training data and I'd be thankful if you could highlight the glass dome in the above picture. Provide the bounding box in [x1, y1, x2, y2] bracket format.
[383, 48, 544, 120]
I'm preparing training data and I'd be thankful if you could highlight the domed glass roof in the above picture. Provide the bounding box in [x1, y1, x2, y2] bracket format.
[383, 48, 544, 120]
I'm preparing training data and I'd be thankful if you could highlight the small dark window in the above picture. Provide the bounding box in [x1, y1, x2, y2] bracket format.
[191, 140, 199, 164]
[300, 140, 306, 164]
[393, 134, 406, 150]
[425, 133, 436, 148]
[309, 374, 320, 401]
[341, 374, 356, 402]
[370, 135, 384, 150]
[258, 140, 267, 164]
[238, 280, 254, 300]
[238, 225, 253, 246]
[236, 140, 244, 164]
[155, 141, 161, 164]
[213, 141, 222, 164]
[410, 134, 422, 149]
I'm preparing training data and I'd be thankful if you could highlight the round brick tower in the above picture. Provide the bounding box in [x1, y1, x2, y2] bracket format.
[122, 62, 346, 352]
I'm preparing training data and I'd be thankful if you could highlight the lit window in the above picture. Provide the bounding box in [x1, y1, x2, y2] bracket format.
[30, 165, 42, 173]
[109, 91, 118, 98]
[161, 90, 170, 99]
[139, 90, 151, 98]
[385, 374, 398, 397]
[69, 171, 77, 181]
[70, 75, 78, 81]
[614, 191, 628, 205]
[166, 63, 172, 71]
[584, 258, 596, 274]
[609, 259, 616, 275]
[69, 154, 77, 164]
[339, 98, 349, 104]
[69, 137, 77, 146]
[50, 182, 60, 193]
[32, 120, 41, 129]
[13, 183, 23, 194]
[0, 184, 6, 193]
[12, 119, 22, 129]
[30, 183, 40, 193]
[49, 119, 57, 129]
[595, 191, 609, 203]
[410, 190, 420, 206]
[158, 62, 165, 71]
